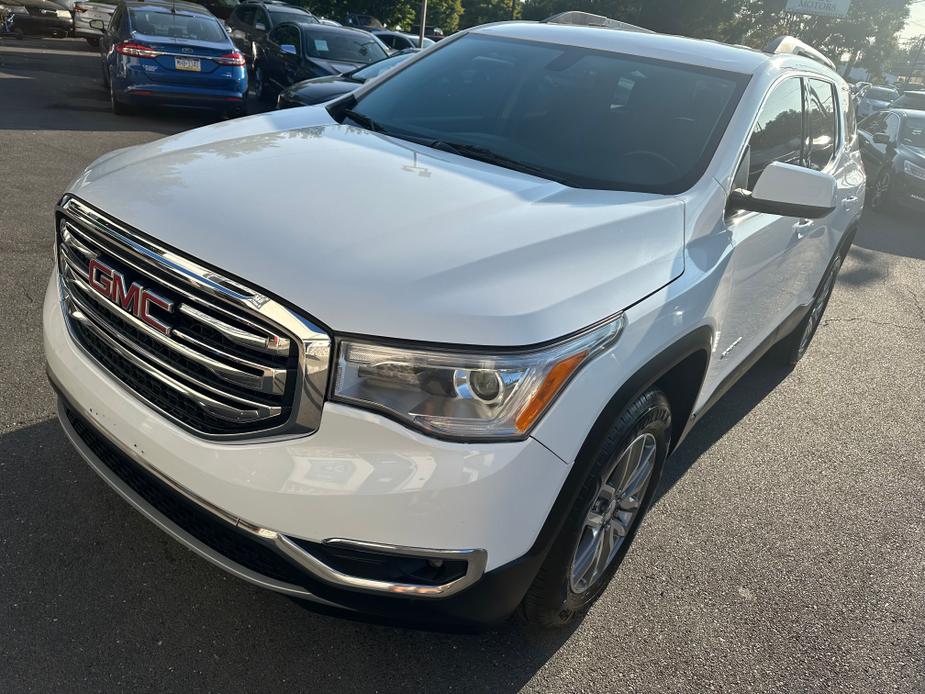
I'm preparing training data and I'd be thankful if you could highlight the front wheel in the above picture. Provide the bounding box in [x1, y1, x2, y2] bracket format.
[520, 388, 672, 628]
[868, 170, 893, 211]
[85, 37, 100, 47]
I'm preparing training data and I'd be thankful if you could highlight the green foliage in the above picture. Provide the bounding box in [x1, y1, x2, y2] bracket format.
[460, 0, 517, 27]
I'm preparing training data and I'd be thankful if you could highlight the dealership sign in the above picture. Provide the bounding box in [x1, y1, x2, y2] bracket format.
[785, 0, 851, 18]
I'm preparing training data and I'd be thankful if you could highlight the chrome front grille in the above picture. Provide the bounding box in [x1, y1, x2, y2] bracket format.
[56, 197, 330, 439]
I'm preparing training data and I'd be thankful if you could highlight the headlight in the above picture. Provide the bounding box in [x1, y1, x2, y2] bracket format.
[333, 315, 625, 440]
[904, 160, 925, 181]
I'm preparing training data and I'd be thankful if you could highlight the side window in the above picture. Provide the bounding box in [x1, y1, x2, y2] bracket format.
[843, 86, 857, 146]
[254, 9, 268, 29]
[108, 6, 121, 31]
[745, 77, 804, 189]
[806, 78, 838, 170]
[235, 5, 255, 26]
[269, 24, 298, 49]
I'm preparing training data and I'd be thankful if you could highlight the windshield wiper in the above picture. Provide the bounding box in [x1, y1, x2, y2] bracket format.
[429, 141, 567, 184]
[342, 108, 383, 133]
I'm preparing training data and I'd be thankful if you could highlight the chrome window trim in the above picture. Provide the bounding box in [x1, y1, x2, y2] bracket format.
[57, 196, 331, 442]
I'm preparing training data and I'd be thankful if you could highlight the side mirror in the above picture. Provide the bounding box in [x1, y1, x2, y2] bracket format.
[281, 44, 297, 55]
[254, 21, 266, 31]
[730, 162, 836, 219]
[873, 132, 892, 146]
[89, 19, 106, 30]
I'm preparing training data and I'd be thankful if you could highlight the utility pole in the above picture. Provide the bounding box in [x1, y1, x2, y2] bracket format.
[510, 0, 517, 20]
[418, 0, 427, 48]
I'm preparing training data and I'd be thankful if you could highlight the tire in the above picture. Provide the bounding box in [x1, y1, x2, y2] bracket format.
[868, 170, 893, 211]
[253, 65, 271, 104]
[520, 388, 672, 628]
[85, 37, 100, 47]
[772, 252, 843, 367]
[110, 85, 131, 115]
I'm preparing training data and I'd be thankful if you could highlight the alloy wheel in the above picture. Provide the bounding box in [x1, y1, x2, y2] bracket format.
[569, 433, 657, 594]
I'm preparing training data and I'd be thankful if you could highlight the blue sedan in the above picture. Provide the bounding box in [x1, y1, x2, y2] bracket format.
[97, 0, 247, 117]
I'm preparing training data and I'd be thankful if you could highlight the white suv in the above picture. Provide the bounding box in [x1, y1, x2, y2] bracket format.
[44, 18, 864, 628]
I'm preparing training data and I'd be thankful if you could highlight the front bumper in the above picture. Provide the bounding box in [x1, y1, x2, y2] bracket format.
[44, 271, 569, 624]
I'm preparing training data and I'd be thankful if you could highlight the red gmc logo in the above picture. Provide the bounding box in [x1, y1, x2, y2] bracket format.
[87, 258, 174, 335]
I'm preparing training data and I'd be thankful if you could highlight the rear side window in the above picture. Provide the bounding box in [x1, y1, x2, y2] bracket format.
[806, 79, 837, 170]
[234, 5, 255, 25]
[269, 24, 300, 48]
[746, 77, 804, 188]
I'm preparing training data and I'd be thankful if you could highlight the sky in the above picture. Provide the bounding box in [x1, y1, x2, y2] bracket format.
[902, 1, 925, 40]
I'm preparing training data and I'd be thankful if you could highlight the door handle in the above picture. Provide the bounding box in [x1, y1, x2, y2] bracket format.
[841, 196, 859, 210]
[792, 218, 813, 241]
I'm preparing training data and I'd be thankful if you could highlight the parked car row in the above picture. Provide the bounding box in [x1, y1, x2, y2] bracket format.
[859, 109, 925, 212]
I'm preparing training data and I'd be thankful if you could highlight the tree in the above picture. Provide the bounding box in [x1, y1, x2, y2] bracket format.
[460, 0, 520, 27]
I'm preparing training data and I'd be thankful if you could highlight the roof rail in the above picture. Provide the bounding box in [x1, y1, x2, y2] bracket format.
[542, 11, 654, 34]
[764, 36, 836, 71]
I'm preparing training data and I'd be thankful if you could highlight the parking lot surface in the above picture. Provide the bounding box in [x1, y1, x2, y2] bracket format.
[2, 37, 924, 694]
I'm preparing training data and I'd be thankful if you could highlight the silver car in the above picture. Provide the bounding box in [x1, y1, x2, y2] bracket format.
[857, 85, 899, 119]
[71, 0, 116, 46]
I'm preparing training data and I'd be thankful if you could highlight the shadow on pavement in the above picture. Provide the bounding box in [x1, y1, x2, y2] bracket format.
[853, 206, 925, 261]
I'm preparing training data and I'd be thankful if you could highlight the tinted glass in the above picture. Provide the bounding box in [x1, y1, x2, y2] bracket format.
[352, 52, 413, 81]
[270, 24, 299, 47]
[747, 77, 803, 187]
[352, 34, 746, 192]
[234, 5, 255, 25]
[860, 112, 886, 134]
[893, 92, 925, 110]
[866, 87, 898, 101]
[902, 116, 925, 147]
[269, 7, 316, 24]
[130, 10, 226, 42]
[304, 30, 387, 63]
[807, 79, 837, 170]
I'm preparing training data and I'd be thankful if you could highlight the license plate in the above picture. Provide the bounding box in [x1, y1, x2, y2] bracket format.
[175, 57, 201, 72]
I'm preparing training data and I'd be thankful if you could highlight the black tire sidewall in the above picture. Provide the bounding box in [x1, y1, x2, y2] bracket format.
[522, 389, 672, 627]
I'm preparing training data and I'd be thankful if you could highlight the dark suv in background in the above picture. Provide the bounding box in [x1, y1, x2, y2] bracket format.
[227, 0, 317, 65]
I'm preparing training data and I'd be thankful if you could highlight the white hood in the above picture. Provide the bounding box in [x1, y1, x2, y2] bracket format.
[67, 108, 686, 346]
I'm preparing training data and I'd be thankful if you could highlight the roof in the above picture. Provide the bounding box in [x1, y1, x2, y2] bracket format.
[471, 22, 774, 75]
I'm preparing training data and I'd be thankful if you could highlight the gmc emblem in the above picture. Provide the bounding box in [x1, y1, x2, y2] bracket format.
[87, 258, 174, 335]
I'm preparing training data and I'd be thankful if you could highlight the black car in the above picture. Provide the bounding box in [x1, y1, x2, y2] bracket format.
[253, 22, 388, 102]
[277, 49, 417, 108]
[226, 0, 317, 66]
[370, 29, 433, 51]
[859, 109, 925, 212]
[197, 0, 238, 21]
[1, 0, 72, 38]
[891, 90, 925, 112]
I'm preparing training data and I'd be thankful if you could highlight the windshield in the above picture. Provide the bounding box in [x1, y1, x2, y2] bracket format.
[351, 52, 414, 82]
[305, 30, 387, 63]
[902, 117, 925, 148]
[348, 34, 747, 192]
[130, 10, 226, 42]
[866, 87, 898, 102]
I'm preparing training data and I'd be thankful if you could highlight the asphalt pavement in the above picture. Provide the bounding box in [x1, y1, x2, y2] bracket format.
[2, 37, 924, 694]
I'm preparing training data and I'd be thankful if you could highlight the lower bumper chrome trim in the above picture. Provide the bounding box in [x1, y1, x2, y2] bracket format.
[53, 385, 487, 600]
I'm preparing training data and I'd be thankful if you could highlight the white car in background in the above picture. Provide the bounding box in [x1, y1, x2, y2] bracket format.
[45, 16, 864, 629]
